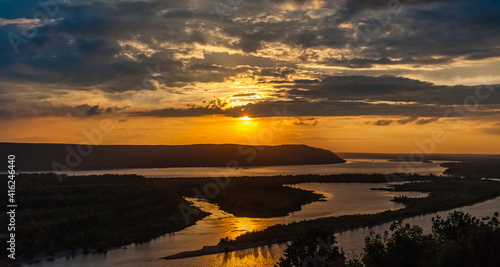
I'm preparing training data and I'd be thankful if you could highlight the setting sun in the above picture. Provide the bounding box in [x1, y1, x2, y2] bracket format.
[239, 116, 252, 121]
[238, 116, 253, 126]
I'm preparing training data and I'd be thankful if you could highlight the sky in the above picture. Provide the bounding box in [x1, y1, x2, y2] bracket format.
[1, 0, 499, 153]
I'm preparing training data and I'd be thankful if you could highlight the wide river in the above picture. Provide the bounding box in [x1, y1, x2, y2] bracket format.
[25, 159, 500, 267]
[56, 159, 447, 178]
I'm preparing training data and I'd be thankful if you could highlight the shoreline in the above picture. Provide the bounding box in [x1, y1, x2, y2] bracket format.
[162, 179, 500, 260]
[162, 241, 274, 260]
[13, 175, 500, 265]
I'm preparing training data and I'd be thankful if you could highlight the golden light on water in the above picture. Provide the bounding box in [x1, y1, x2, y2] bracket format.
[233, 217, 258, 236]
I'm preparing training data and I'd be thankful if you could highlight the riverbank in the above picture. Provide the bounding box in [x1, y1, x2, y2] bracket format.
[162, 241, 272, 260]
[4, 173, 489, 264]
[0, 173, 329, 262]
[162, 178, 500, 260]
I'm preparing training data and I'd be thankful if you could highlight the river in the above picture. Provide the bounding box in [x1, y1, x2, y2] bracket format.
[24, 159, 499, 267]
[52, 159, 448, 178]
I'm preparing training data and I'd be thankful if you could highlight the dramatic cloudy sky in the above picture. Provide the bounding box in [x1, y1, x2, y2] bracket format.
[1, 0, 499, 153]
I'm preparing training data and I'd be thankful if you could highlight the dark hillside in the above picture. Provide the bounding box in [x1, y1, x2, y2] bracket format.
[0, 143, 345, 171]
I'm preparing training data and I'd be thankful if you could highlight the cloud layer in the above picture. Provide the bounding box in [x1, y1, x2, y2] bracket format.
[1, 0, 500, 119]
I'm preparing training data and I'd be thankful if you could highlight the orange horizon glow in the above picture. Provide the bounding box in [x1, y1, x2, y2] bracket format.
[1, 115, 500, 155]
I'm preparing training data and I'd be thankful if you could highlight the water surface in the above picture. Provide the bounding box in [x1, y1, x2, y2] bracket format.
[55, 159, 449, 178]
[26, 182, 427, 267]
[25, 160, 471, 267]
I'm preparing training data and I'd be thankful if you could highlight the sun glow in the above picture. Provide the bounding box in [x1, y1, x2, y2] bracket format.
[238, 116, 253, 126]
[239, 116, 252, 121]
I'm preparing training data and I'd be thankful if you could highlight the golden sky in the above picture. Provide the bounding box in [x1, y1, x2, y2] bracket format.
[1, 114, 499, 154]
[1, 0, 500, 154]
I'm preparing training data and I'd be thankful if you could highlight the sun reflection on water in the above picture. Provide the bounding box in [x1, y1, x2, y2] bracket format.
[212, 244, 286, 267]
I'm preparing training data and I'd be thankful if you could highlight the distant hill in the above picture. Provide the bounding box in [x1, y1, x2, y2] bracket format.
[0, 143, 345, 171]
[337, 152, 500, 162]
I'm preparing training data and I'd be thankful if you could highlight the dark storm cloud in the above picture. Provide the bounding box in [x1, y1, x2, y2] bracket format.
[0, 0, 231, 92]
[217, 0, 500, 67]
[209, 0, 500, 67]
[233, 100, 500, 118]
[1, 0, 499, 90]
[342, 0, 500, 67]
[134, 107, 225, 117]
[135, 99, 500, 118]
[286, 75, 500, 106]
[5, 72, 498, 118]
[320, 56, 454, 69]
[2, 76, 499, 119]
[0, 102, 114, 119]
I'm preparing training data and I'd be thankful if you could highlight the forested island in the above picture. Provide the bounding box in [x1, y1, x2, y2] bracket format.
[441, 159, 500, 178]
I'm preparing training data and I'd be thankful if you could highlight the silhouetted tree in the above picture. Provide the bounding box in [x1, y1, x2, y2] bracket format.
[279, 212, 500, 267]
[276, 229, 347, 267]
